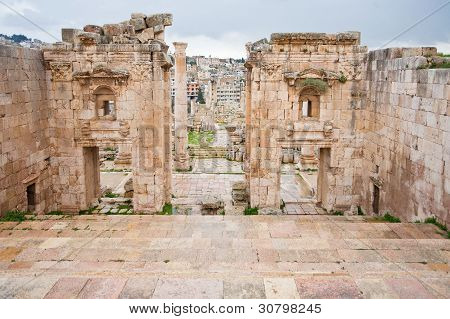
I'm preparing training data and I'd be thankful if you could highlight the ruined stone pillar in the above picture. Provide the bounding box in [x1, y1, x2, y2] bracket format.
[300, 145, 318, 169]
[115, 143, 132, 167]
[173, 42, 190, 171]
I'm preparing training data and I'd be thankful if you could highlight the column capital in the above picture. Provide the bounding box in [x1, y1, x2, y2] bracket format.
[173, 42, 188, 52]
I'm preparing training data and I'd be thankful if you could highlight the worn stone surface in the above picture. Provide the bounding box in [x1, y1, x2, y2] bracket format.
[0, 214, 447, 299]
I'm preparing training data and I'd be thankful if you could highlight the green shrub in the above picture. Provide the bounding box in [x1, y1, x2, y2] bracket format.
[158, 203, 173, 215]
[382, 213, 401, 223]
[244, 207, 259, 215]
[332, 210, 344, 216]
[298, 78, 328, 93]
[188, 130, 215, 146]
[104, 192, 119, 198]
[338, 73, 347, 83]
[424, 217, 449, 238]
[0, 210, 27, 222]
[424, 217, 447, 231]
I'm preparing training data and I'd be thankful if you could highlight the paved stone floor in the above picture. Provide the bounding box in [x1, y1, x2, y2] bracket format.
[210, 125, 229, 148]
[0, 214, 448, 299]
[172, 173, 244, 214]
[191, 158, 243, 174]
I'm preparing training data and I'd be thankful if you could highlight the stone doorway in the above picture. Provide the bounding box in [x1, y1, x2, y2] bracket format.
[26, 183, 36, 212]
[280, 146, 327, 215]
[83, 147, 101, 208]
[373, 184, 380, 215]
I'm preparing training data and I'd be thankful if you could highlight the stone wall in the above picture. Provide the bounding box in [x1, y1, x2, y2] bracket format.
[43, 41, 173, 213]
[361, 48, 449, 223]
[245, 32, 367, 211]
[0, 45, 54, 214]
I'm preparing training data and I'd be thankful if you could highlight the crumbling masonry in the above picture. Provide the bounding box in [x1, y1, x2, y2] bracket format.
[0, 17, 448, 223]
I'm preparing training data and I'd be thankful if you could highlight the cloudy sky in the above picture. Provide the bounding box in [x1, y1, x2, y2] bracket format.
[0, 0, 449, 58]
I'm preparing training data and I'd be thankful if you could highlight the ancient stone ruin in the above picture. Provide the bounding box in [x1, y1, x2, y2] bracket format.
[0, 15, 449, 225]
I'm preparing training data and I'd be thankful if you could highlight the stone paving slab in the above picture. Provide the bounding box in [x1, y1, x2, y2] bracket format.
[0, 214, 448, 299]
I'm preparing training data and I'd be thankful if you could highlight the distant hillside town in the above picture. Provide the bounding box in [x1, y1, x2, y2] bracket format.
[0, 33, 44, 48]
[171, 55, 246, 109]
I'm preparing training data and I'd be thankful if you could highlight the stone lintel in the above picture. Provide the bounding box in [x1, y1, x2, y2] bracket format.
[270, 32, 360, 45]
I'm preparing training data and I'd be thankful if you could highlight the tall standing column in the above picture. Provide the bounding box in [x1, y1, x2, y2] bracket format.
[173, 42, 190, 171]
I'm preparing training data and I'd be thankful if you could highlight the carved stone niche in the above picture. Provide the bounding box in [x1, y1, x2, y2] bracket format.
[50, 62, 72, 81]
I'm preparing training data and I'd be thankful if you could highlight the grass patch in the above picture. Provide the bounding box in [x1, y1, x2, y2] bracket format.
[188, 130, 215, 146]
[158, 203, 173, 215]
[47, 211, 65, 215]
[332, 210, 344, 216]
[0, 210, 27, 222]
[424, 217, 449, 238]
[79, 206, 97, 215]
[117, 204, 132, 210]
[381, 213, 401, 223]
[418, 61, 450, 69]
[104, 192, 119, 198]
[244, 207, 259, 215]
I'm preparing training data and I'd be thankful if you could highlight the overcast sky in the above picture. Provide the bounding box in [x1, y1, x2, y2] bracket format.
[0, 0, 449, 58]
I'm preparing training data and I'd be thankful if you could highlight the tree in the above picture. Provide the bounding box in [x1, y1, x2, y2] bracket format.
[197, 87, 205, 104]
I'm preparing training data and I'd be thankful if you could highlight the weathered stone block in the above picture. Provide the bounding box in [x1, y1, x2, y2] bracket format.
[83, 25, 103, 34]
[136, 28, 155, 44]
[130, 18, 147, 31]
[61, 28, 81, 43]
[145, 13, 173, 27]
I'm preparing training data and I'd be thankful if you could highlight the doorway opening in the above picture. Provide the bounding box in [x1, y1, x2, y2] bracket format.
[82, 144, 134, 214]
[26, 183, 36, 212]
[373, 184, 380, 215]
[83, 147, 100, 208]
[279, 145, 326, 215]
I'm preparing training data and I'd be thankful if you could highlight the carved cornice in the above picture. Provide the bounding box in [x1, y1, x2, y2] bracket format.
[73, 66, 129, 79]
[284, 68, 345, 86]
[73, 66, 129, 85]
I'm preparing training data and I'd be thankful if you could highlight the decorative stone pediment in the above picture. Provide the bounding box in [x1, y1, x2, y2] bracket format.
[73, 66, 129, 85]
[284, 68, 346, 86]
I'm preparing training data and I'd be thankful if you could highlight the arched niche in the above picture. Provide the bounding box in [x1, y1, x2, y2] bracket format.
[298, 88, 320, 120]
[94, 86, 116, 120]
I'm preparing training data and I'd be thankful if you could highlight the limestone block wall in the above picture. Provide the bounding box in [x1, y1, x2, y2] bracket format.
[43, 42, 172, 213]
[245, 33, 367, 210]
[361, 48, 449, 223]
[0, 45, 54, 214]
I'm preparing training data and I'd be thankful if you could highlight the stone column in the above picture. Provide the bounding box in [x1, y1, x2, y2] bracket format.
[115, 143, 132, 167]
[300, 145, 318, 169]
[173, 42, 190, 171]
